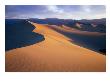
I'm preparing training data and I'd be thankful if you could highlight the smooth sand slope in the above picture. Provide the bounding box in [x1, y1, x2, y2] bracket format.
[46, 24, 106, 36]
[5, 22, 106, 72]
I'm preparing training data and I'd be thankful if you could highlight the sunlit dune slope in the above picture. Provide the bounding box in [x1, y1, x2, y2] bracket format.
[6, 22, 106, 72]
[46, 24, 105, 36]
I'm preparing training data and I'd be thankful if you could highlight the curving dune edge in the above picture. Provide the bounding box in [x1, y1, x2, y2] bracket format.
[5, 22, 106, 72]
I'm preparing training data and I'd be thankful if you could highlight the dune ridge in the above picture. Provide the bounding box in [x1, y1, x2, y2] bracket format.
[5, 22, 106, 72]
[46, 24, 106, 36]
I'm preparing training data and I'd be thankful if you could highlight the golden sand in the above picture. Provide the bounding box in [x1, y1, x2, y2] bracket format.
[5, 23, 106, 72]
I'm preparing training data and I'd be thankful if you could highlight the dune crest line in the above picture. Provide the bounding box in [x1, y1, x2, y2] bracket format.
[6, 22, 106, 72]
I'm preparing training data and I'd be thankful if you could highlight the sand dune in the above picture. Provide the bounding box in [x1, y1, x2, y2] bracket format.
[5, 22, 106, 72]
[46, 24, 106, 36]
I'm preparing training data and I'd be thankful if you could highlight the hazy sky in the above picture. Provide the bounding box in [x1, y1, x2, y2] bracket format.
[5, 5, 106, 19]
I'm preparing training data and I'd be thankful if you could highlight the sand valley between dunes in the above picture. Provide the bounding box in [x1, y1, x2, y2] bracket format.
[5, 22, 106, 72]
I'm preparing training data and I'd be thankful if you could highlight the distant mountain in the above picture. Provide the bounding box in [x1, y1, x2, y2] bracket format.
[29, 18, 106, 33]
[76, 18, 106, 25]
[65, 18, 106, 33]
[29, 18, 75, 26]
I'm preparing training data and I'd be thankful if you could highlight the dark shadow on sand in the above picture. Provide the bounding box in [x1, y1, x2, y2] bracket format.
[5, 19, 45, 51]
[50, 26, 106, 55]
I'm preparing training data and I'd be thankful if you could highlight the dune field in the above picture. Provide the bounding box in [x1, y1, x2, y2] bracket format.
[5, 22, 106, 72]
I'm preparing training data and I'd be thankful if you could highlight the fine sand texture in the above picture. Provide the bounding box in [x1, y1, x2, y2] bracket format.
[5, 22, 106, 72]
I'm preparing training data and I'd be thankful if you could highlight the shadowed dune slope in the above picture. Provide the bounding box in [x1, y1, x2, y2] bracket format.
[5, 19, 45, 51]
[6, 22, 106, 72]
[46, 25, 106, 54]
